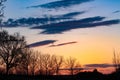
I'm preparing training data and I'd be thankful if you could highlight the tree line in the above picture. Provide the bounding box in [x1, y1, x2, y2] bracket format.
[0, 30, 81, 75]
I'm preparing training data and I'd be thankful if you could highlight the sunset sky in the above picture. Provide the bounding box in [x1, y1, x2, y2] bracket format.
[2, 0, 120, 73]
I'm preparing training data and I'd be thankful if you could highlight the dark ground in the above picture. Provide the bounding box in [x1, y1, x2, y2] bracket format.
[0, 71, 120, 80]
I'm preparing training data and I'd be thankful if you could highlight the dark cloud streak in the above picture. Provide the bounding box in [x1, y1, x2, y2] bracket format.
[3, 15, 120, 34]
[2, 11, 84, 27]
[31, 16, 120, 34]
[113, 10, 120, 14]
[58, 11, 85, 19]
[49, 41, 77, 47]
[28, 0, 93, 9]
[84, 64, 114, 68]
[27, 40, 57, 48]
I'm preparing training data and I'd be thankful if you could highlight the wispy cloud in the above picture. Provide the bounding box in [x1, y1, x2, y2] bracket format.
[2, 11, 84, 27]
[27, 40, 57, 48]
[56, 11, 85, 19]
[31, 16, 120, 34]
[49, 41, 77, 47]
[84, 64, 114, 68]
[113, 10, 120, 14]
[3, 15, 120, 34]
[27, 0, 94, 9]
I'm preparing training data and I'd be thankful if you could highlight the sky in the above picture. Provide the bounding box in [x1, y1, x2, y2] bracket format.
[1, 0, 120, 74]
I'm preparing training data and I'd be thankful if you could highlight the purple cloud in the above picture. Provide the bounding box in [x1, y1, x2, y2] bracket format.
[27, 40, 57, 48]
[49, 41, 77, 47]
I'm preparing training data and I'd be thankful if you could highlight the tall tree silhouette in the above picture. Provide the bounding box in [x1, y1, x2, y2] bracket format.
[41, 54, 56, 75]
[54, 55, 64, 75]
[65, 57, 80, 75]
[15, 48, 31, 75]
[38, 52, 44, 75]
[113, 50, 120, 72]
[0, 30, 27, 75]
[29, 50, 39, 75]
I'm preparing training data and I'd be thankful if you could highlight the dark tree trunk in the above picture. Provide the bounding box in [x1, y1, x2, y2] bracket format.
[70, 68, 73, 75]
[6, 64, 9, 75]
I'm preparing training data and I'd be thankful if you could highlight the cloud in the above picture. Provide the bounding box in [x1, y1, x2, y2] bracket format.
[49, 41, 77, 47]
[28, 0, 93, 9]
[113, 10, 120, 14]
[84, 64, 114, 68]
[2, 11, 84, 27]
[27, 40, 57, 48]
[56, 11, 85, 19]
[31, 16, 120, 34]
[3, 16, 119, 34]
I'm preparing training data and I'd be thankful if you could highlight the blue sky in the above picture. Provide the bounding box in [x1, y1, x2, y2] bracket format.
[4, 0, 120, 19]
[4, 0, 58, 19]
[2, 0, 120, 68]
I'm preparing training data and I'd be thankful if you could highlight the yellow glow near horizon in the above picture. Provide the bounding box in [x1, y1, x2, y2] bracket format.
[32, 25, 120, 66]
[5, 25, 120, 66]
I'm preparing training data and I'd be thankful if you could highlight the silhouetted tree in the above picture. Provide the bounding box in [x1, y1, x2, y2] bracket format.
[93, 68, 98, 73]
[42, 54, 50, 75]
[54, 55, 64, 75]
[65, 57, 80, 75]
[38, 52, 44, 75]
[41, 54, 56, 75]
[113, 50, 120, 72]
[15, 48, 31, 75]
[29, 50, 39, 75]
[73, 62, 81, 74]
[38, 54, 64, 75]
[48, 55, 56, 75]
[0, 30, 27, 75]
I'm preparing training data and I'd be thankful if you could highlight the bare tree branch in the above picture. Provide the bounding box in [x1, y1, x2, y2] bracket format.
[0, 30, 28, 75]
